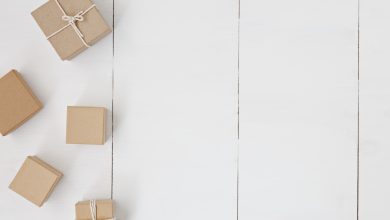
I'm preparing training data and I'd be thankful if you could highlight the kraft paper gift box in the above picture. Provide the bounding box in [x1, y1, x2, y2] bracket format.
[75, 199, 115, 220]
[0, 70, 42, 136]
[66, 106, 106, 145]
[9, 156, 63, 207]
[31, 0, 111, 60]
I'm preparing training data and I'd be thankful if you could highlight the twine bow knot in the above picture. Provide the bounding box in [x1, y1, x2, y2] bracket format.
[46, 0, 96, 47]
[62, 11, 85, 38]
[62, 12, 84, 24]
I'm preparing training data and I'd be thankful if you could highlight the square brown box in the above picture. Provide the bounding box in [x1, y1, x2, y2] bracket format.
[75, 199, 114, 220]
[9, 156, 63, 207]
[31, 0, 111, 60]
[0, 70, 42, 136]
[66, 106, 106, 145]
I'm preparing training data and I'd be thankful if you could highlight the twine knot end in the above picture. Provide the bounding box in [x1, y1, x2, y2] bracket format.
[62, 11, 84, 24]
[46, 0, 96, 48]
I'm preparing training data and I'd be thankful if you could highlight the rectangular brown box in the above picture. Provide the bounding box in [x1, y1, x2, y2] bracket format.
[66, 106, 106, 145]
[0, 70, 42, 136]
[76, 199, 114, 220]
[31, 0, 111, 60]
[9, 156, 63, 207]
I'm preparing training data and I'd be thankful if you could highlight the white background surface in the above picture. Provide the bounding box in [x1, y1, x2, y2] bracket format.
[0, 0, 386, 219]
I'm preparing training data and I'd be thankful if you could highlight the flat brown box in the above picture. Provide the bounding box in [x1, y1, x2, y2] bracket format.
[31, 0, 111, 60]
[75, 199, 114, 220]
[9, 156, 63, 207]
[66, 106, 106, 145]
[0, 70, 42, 136]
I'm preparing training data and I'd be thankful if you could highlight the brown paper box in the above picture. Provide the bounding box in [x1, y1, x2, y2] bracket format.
[76, 199, 114, 220]
[66, 106, 106, 145]
[9, 156, 63, 207]
[0, 70, 42, 136]
[31, 0, 111, 60]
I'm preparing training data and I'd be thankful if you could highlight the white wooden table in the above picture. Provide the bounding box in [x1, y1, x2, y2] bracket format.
[0, 0, 388, 219]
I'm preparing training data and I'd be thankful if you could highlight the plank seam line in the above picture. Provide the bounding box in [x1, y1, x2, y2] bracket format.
[236, 0, 241, 219]
[111, 0, 115, 200]
[357, 0, 360, 218]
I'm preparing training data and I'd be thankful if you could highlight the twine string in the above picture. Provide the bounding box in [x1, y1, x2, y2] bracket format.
[88, 200, 116, 220]
[46, 0, 96, 47]
[89, 200, 97, 220]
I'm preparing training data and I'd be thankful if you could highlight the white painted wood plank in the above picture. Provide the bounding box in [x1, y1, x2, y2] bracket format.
[359, 1, 390, 219]
[0, 0, 113, 219]
[113, 0, 238, 219]
[239, 1, 358, 219]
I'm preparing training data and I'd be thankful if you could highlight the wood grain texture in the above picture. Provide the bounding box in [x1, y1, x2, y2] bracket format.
[359, 1, 390, 219]
[2, 0, 388, 219]
[113, 0, 238, 219]
[239, 0, 358, 219]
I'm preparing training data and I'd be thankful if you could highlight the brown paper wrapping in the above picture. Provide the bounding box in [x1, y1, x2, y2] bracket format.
[9, 156, 63, 207]
[76, 199, 114, 220]
[66, 106, 106, 145]
[32, 0, 111, 60]
[0, 70, 42, 136]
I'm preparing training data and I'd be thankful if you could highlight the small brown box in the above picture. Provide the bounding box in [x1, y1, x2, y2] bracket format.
[66, 106, 106, 145]
[31, 0, 111, 60]
[0, 70, 42, 136]
[9, 156, 63, 207]
[76, 199, 114, 220]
